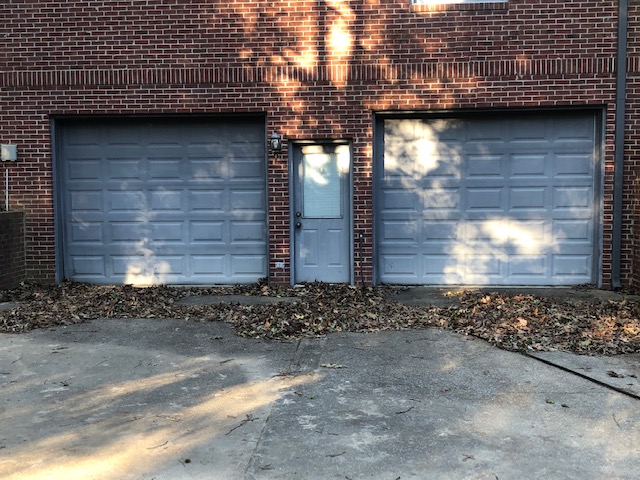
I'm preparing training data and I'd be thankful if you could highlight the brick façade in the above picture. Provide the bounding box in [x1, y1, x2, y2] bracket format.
[0, 211, 26, 289]
[0, 0, 635, 287]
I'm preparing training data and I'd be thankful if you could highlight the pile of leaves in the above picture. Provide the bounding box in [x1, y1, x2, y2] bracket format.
[440, 292, 640, 355]
[1, 282, 639, 355]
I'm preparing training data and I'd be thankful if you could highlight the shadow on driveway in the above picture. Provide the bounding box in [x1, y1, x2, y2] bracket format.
[0, 318, 638, 479]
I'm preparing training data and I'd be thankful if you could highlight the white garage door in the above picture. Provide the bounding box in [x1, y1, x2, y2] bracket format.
[59, 117, 267, 285]
[376, 112, 599, 285]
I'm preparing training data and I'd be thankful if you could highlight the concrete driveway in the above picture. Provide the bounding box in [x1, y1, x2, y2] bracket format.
[0, 318, 638, 479]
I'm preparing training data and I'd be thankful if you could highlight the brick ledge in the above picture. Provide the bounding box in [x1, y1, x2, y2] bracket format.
[0, 58, 620, 88]
[410, 2, 508, 13]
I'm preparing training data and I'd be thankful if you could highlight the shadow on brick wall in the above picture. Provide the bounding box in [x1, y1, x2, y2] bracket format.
[0, 211, 26, 290]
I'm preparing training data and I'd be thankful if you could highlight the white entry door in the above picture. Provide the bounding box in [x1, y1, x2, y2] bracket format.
[293, 144, 351, 283]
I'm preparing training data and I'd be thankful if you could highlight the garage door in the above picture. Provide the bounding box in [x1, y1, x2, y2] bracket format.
[58, 117, 267, 285]
[376, 111, 598, 285]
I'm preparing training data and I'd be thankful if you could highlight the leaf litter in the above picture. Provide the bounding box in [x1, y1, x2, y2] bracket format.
[1, 282, 639, 356]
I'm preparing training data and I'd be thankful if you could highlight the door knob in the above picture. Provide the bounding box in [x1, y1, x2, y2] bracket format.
[295, 222, 302, 229]
[295, 211, 302, 217]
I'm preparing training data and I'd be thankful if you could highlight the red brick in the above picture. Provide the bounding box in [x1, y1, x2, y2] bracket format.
[0, 1, 635, 287]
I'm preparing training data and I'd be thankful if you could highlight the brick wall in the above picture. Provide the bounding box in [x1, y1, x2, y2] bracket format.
[0, 211, 26, 290]
[0, 1, 628, 286]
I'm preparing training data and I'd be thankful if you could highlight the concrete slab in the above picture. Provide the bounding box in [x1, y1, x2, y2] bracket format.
[0, 319, 300, 480]
[0, 320, 638, 480]
[388, 285, 640, 307]
[530, 350, 640, 397]
[0, 302, 19, 312]
[246, 330, 640, 480]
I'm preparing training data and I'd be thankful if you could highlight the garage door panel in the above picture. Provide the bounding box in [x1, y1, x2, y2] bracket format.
[381, 255, 419, 279]
[510, 135, 548, 147]
[553, 116, 594, 139]
[104, 144, 144, 158]
[110, 222, 142, 243]
[68, 159, 102, 181]
[70, 222, 104, 244]
[70, 190, 104, 212]
[147, 159, 183, 181]
[553, 187, 592, 209]
[466, 187, 504, 212]
[67, 126, 102, 145]
[509, 187, 546, 210]
[423, 255, 453, 277]
[190, 221, 224, 243]
[191, 256, 225, 276]
[151, 222, 185, 243]
[467, 154, 503, 178]
[231, 255, 267, 275]
[420, 154, 463, 179]
[226, 125, 263, 142]
[381, 220, 419, 243]
[230, 221, 266, 243]
[463, 219, 549, 248]
[149, 189, 183, 212]
[507, 220, 547, 243]
[554, 154, 593, 177]
[383, 118, 422, 141]
[511, 154, 547, 177]
[229, 160, 265, 180]
[423, 188, 460, 211]
[465, 220, 495, 242]
[147, 256, 184, 276]
[147, 124, 182, 143]
[188, 190, 225, 212]
[106, 125, 141, 144]
[553, 255, 592, 278]
[553, 220, 592, 243]
[71, 256, 106, 278]
[186, 144, 220, 158]
[190, 159, 226, 181]
[384, 120, 463, 179]
[381, 189, 418, 212]
[466, 116, 505, 140]
[464, 255, 502, 278]
[111, 255, 185, 277]
[381, 209, 422, 221]
[462, 218, 544, 246]
[107, 191, 145, 212]
[508, 255, 547, 277]
[424, 221, 458, 242]
[230, 189, 267, 213]
[106, 159, 141, 181]
[60, 118, 267, 285]
[377, 112, 598, 286]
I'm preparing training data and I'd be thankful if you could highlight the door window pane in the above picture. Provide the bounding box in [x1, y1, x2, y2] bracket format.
[303, 152, 341, 217]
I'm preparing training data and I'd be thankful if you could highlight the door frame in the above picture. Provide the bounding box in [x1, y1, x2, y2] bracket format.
[289, 140, 354, 285]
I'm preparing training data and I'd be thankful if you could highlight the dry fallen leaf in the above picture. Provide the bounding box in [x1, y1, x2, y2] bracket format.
[1, 282, 639, 356]
[321, 363, 345, 369]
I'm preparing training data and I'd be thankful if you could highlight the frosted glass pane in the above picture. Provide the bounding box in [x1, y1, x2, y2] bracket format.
[303, 153, 341, 217]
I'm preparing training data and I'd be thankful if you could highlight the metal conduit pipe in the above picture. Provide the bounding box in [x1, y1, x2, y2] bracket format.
[612, 0, 628, 290]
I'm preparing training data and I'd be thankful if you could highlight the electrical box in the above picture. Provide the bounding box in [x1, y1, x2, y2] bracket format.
[1, 145, 17, 162]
